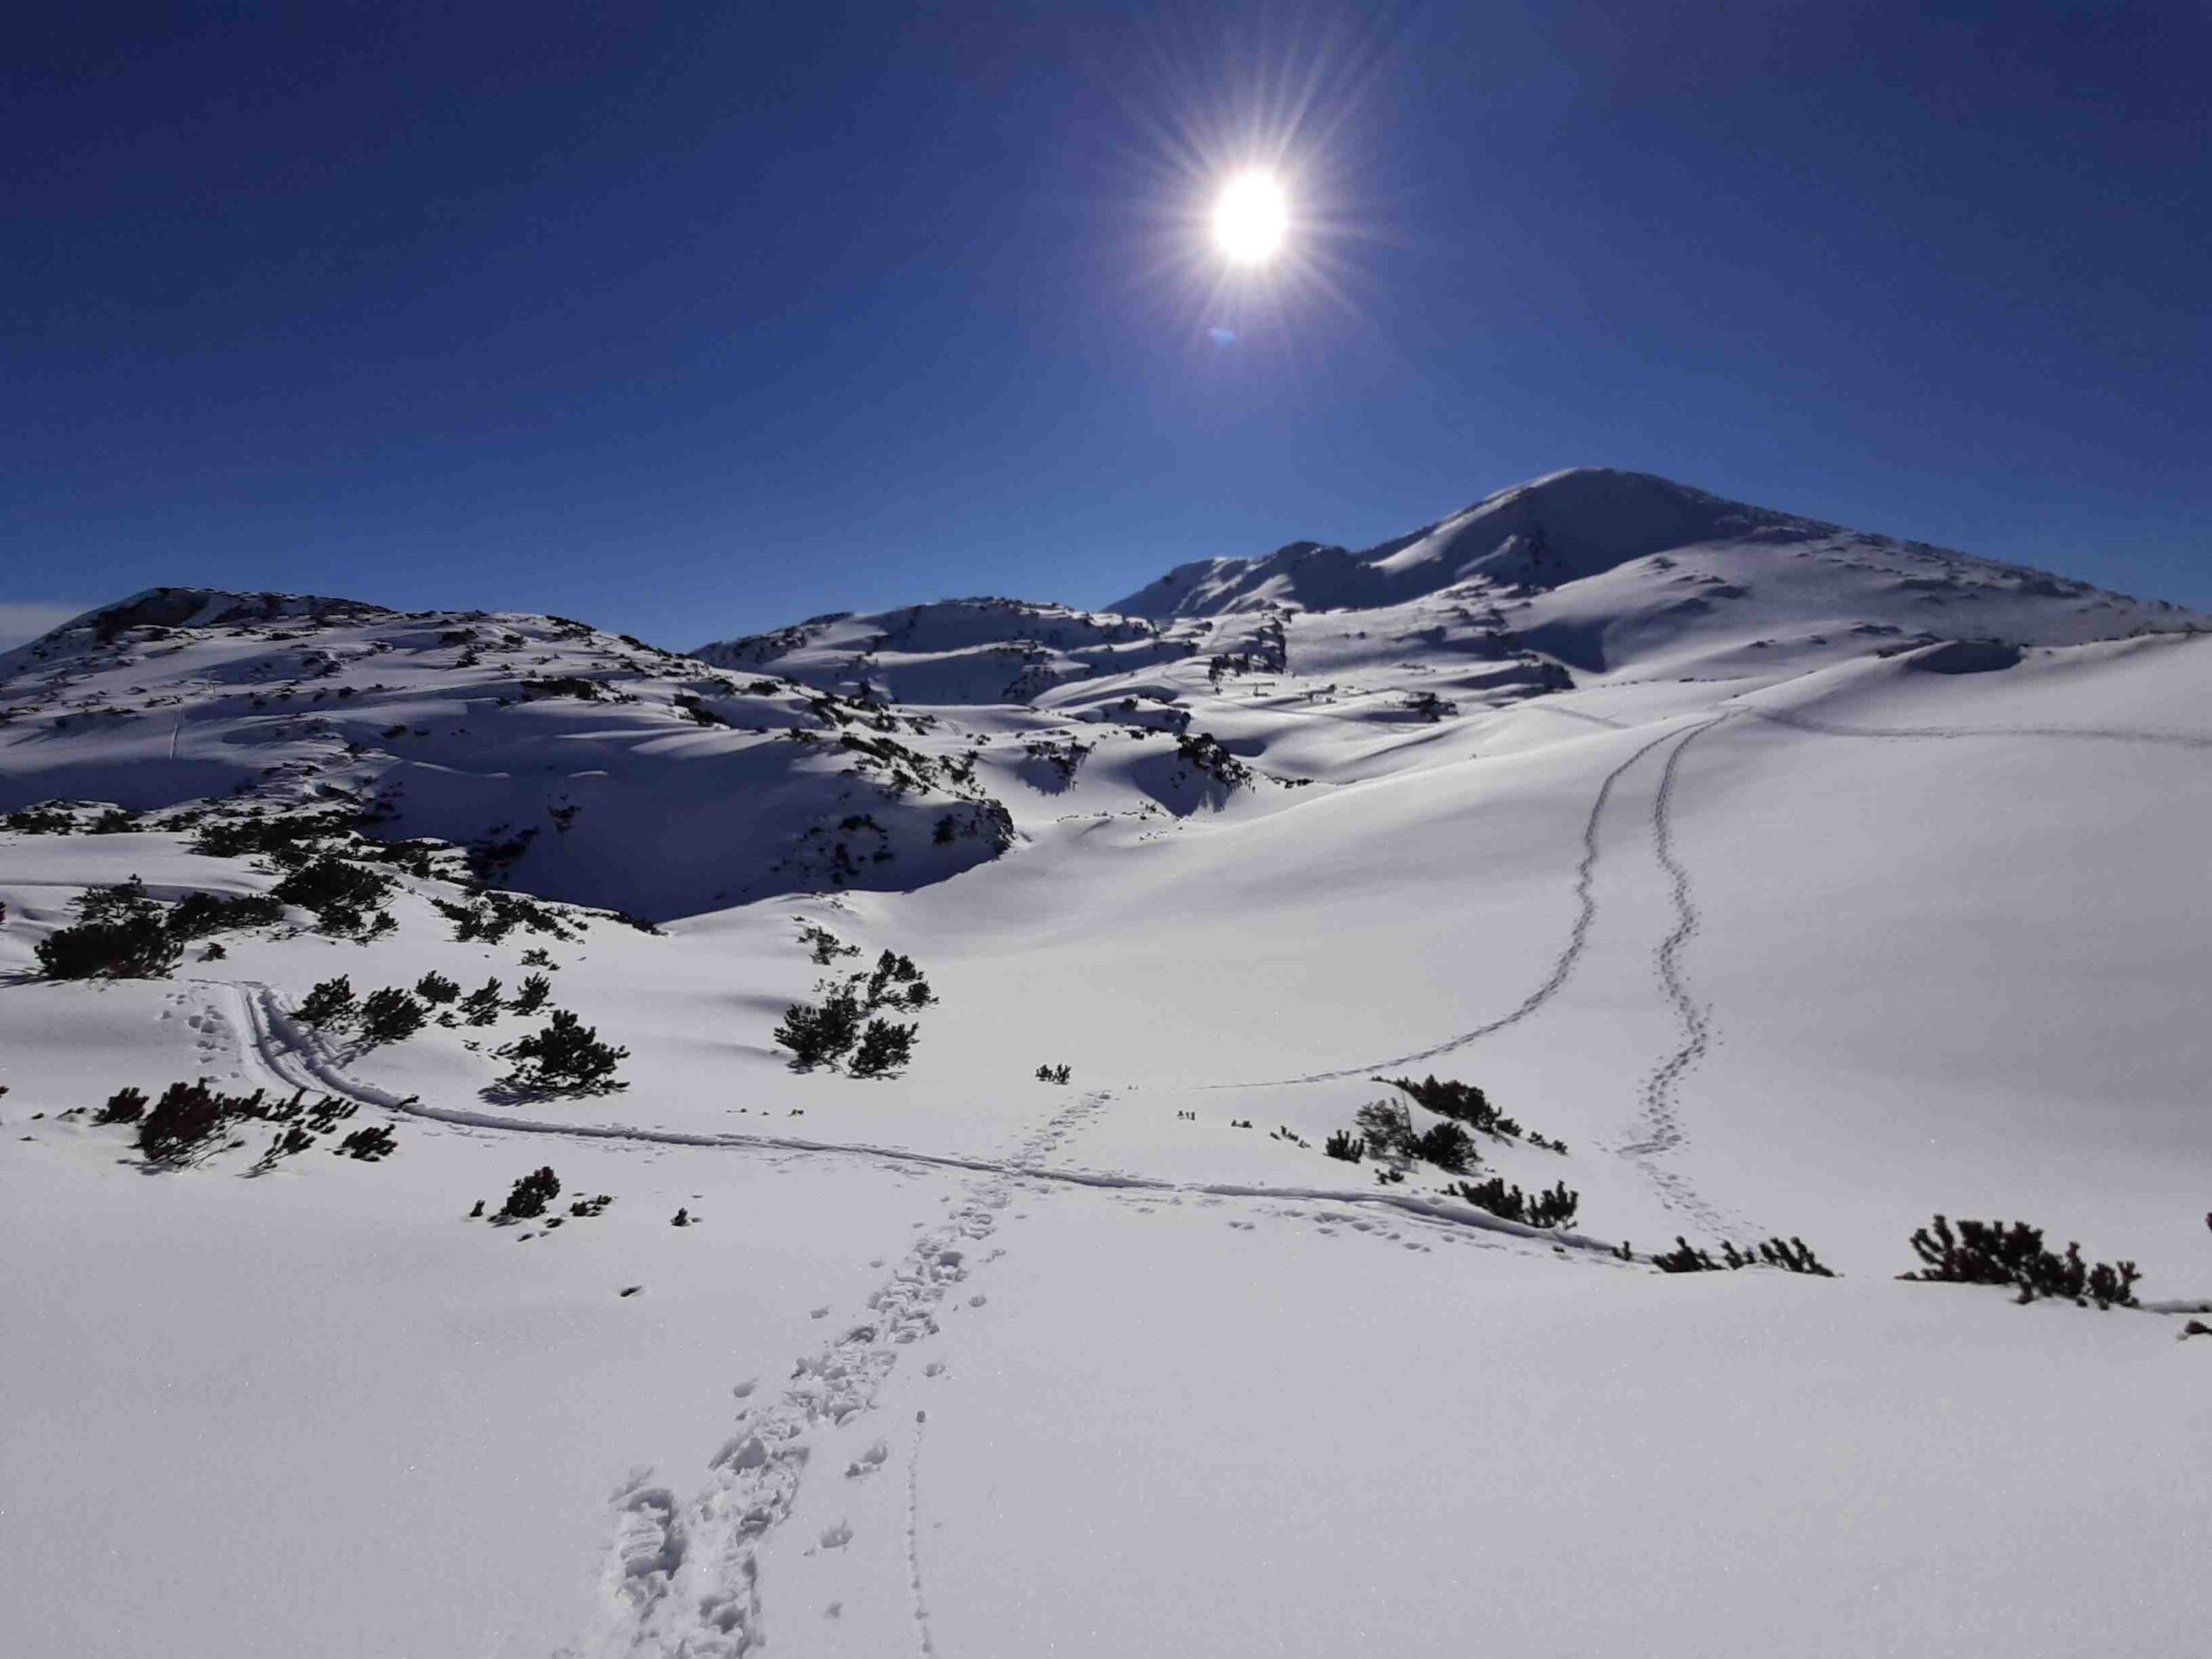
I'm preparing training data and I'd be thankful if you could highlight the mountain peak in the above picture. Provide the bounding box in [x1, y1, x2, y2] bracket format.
[1109, 468, 1833, 620]
[8, 587, 397, 664]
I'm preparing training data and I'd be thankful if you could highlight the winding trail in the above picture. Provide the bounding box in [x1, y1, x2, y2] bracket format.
[1616, 721, 1733, 1236]
[1221, 719, 1697, 1088]
[213, 979, 1626, 1255]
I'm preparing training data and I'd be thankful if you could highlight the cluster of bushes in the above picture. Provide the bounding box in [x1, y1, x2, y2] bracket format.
[271, 855, 396, 938]
[432, 890, 578, 944]
[1351, 1099, 1480, 1173]
[497, 1166, 562, 1218]
[296, 976, 429, 1044]
[1034, 1063, 1072, 1084]
[96, 1078, 383, 1167]
[773, 947, 936, 1077]
[1901, 1215, 2138, 1308]
[1020, 736, 1092, 783]
[1452, 1176, 1581, 1230]
[472, 1167, 618, 1226]
[1402, 690, 1459, 722]
[192, 809, 361, 860]
[774, 991, 915, 1077]
[1649, 1235, 1833, 1275]
[1378, 1075, 1566, 1154]
[35, 876, 286, 980]
[797, 921, 860, 965]
[3, 804, 81, 835]
[1173, 731, 1252, 789]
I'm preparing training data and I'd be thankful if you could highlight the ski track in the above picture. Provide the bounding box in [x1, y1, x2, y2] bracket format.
[1615, 721, 1734, 1237]
[1222, 720, 1695, 1088]
[1744, 707, 2212, 749]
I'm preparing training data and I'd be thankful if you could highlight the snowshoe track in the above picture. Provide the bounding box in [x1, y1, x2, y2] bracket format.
[1616, 721, 1733, 1236]
[1233, 720, 1696, 1087]
[590, 1088, 1109, 1657]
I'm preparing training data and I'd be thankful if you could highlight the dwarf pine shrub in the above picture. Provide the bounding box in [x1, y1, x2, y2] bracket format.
[1902, 1215, 2138, 1308]
[414, 971, 461, 1005]
[358, 987, 427, 1045]
[848, 1018, 918, 1077]
[499, 1166, 561, 1219]
[296, 976, 358, 1028]
[497, 1009, 628, 1094]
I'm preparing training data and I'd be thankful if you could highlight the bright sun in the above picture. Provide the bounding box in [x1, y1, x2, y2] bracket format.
[1211, 169, 1288, 264]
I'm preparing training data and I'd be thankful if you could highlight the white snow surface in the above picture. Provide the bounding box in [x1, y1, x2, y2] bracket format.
[4, 470, 2210, 1657]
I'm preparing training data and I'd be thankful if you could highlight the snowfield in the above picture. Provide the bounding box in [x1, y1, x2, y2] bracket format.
[3, 469, 2208, 1656]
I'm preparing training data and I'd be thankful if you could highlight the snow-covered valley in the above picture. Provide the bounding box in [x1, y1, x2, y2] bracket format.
[3, 468, 2208, 1656]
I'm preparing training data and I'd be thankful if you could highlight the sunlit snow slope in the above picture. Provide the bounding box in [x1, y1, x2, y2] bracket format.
[4, 469, 2209, 1659]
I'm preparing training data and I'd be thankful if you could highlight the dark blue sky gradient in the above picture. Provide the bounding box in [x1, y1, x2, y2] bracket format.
[6, 2, 2207, 645]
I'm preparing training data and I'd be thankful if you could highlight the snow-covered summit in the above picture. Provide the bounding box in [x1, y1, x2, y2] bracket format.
[1109, 464, 2187, 634]
[1109, 468, 1831, 618]
[708, 470, 2200, 709]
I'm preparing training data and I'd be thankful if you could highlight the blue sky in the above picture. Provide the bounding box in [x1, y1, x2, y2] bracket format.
[5, 1, 2206, 647]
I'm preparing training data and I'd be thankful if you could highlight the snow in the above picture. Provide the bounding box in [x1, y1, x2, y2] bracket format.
[4, 474, 2209, 1656]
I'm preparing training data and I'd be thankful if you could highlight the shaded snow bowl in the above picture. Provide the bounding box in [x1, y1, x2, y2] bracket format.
[1906, 639, 2022, 675]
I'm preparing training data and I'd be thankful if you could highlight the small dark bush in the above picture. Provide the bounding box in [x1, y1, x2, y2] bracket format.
[499, 1166, 562, 1219]
[1903, 1215, 2139, 1308]
[415, 971, 461, 1005]
[338, 1125, 397, 1160]
[1352, 1099, 1416, 1159]
[358, 987, 427, 1044]
[497, 1009, 628, 1094]
[509, 972, 553, 1015]
[296, 976, 358, 1028]
[459, 977, 504, 1026]
[137, 1081, 232, 1161]
[1411, 1120, 1478, 1173]
[1034, 1063, 1071, 1084]
[1651, 1236, 1719, 1273]
[848, 1018, 917, 1077]
[798, 922, 859, 964]
[96, 1086, 148, 1124]
[1324, 1129, 1364, 1163]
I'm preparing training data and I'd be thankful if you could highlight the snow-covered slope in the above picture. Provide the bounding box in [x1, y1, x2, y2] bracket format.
[694, 596, 1197, 705]
[5, 478, 2210, 1659]
[0, 588, 1014, 918]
